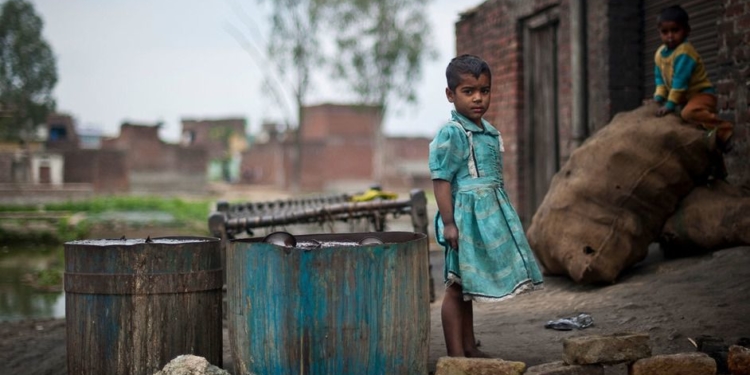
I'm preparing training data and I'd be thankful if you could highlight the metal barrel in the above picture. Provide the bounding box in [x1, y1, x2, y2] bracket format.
[64, 236, 223, 375]
[227, 232, 430, 375]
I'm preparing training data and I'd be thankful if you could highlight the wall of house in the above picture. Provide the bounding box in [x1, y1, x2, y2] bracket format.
[0, 153, 14, 183]
[717, 0, 750, 188]
[102, 123, 208, 193]
[295, 105, 379, 191]
[383, 137, 432, 191]
[46, 114, 80, 151]
[63, 149, 129, 193]
[31, 153, 64, 185]
[302, 104, 381, 141]
[240, 142, 284, 186]
[239, 104, 432, 193]
[456, 0, 750, 221]
[455, 0, 571, 219]
[585, 1, 643, 134]
[181, 118, 247, 160]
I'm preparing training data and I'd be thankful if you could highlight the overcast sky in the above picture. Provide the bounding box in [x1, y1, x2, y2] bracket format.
[30, 0, 484, 142]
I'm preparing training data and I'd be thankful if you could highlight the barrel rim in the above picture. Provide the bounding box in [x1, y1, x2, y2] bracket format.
[64, 236, 221, 247]
[230, 231, 427, 248]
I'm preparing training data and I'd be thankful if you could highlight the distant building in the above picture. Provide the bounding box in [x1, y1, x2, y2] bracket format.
[241, 104, 431, 192]
[181, 118, 248, 182]
[102, 122, 208, 194]
[77, 126, 103, 149]
[46, 114, 80, 151]
[0, 113, 125, 201]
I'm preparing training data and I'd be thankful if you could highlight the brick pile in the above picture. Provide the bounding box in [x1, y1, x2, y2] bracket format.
[434, 332, 750, 375]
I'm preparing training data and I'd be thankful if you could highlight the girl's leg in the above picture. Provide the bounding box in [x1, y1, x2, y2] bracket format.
[461, 301, 491, 358]
[442, 283, 465, 356]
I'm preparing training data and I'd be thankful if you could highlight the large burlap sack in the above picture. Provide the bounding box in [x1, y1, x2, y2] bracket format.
[660, 180, 750, 254]
[527, 103, 714, 283]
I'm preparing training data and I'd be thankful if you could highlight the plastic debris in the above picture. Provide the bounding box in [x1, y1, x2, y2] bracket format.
[544, 313, 594, 331]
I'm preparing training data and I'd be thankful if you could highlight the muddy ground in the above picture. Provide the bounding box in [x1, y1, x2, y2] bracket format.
[1, 243, 748, 375]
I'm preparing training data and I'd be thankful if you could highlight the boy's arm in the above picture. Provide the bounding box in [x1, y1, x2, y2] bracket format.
[654, 64, 668, 103]
[433, 179, 459, 251]
[664, 54, 698, 111]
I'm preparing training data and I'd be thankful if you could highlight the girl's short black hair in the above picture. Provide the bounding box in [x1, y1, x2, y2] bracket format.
[658, 5, 690, 30]
[445, 54, 492, 91]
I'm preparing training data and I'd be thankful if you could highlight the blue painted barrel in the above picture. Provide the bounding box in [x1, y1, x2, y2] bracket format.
[64, 237, 223, 375]
[227, 232, 430, 375]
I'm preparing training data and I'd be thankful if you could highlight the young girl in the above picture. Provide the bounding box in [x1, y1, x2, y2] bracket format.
[429, 54, 544, 357]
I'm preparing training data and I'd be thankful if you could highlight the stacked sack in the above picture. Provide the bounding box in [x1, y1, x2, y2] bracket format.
[527, 103, 715, 283]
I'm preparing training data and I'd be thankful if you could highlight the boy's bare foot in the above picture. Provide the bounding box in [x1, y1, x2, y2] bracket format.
[464, 348, 492, 358]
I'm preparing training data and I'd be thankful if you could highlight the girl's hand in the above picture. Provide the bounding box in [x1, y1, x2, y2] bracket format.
[444, 223, 459, 251]
[656, 106, 673, 117]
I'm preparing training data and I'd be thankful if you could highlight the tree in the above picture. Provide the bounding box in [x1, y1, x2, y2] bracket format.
[228, 0, 328, 192]
[0, 0, 57, 142]
[328, 0, 437, 181]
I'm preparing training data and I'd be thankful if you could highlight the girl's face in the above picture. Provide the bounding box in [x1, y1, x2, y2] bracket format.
[658, 20, 688, 50]
[446, 73, 491, 126]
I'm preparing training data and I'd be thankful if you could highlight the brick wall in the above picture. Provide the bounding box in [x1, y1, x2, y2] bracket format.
[717, 0, 750, 189]
[298, 104, 378, 191]
[240, 142, 283, 185]
[101, 123, 208, 193]
[102, 124, 165, 171]
[607, 1, 643, 124]
[94, 150, 129, 193]
[181, 118, 247, 160]
[0, 153, 12, 183]
[456, 0, 570, 218]
[302, 104, 381, 141]
[586, 1, 610, 134]
[242, 104, 431, 192]
[46, 113, 80, 151]
[63, 149, 129, 193]
[383, 137, 432, 191]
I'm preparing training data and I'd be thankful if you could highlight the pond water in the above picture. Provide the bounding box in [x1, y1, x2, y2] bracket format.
[0, 244, 65, 322]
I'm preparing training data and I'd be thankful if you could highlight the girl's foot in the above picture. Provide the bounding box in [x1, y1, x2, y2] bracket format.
[464, 348, 492, 358]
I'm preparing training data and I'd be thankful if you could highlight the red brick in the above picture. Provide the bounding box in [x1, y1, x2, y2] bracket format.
[630, 353, 716, 375]
[729, 345, 750, 375]
[726, 3, 746, 18]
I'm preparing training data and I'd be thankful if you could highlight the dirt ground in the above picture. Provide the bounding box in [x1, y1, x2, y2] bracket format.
[1, 243, 748, 375]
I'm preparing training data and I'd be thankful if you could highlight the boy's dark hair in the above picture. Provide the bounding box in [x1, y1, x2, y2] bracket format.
[446, 54, 492, 91]
[657, 5, 690, 30]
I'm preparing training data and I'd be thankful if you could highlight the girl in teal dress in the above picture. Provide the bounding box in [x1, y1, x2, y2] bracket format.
[430, 54, 543, 358]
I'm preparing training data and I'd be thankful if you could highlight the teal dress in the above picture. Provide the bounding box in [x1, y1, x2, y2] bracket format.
[429, 111, 544, 302]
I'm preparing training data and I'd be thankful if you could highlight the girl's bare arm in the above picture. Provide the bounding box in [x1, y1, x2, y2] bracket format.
[433, 179, 459, 251]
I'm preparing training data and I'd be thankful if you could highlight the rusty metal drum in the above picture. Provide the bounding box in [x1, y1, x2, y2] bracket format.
[64, 237, 223, 375]
[227, 232, 430, 375]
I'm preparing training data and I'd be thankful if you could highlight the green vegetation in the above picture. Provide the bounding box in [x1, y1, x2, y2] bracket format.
[32, 267, 63, 290]
[0, 0, 58, 141]
[2, 196, 216, 292]
[0, 196, 214, 244]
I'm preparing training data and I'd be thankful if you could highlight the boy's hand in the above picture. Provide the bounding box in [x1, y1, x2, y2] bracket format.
[443, 223, 459, 251]
[656, 106, 673, 117]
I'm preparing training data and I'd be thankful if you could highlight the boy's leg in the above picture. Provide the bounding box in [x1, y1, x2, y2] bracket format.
[681, 93, 734, 148]
[442, 283, 466, 356]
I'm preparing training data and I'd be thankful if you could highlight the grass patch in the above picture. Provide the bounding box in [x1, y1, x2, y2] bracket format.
[0, 196, 213, 244]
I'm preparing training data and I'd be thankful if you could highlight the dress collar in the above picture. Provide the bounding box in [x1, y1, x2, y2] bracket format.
[451, 110, 499, 135]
